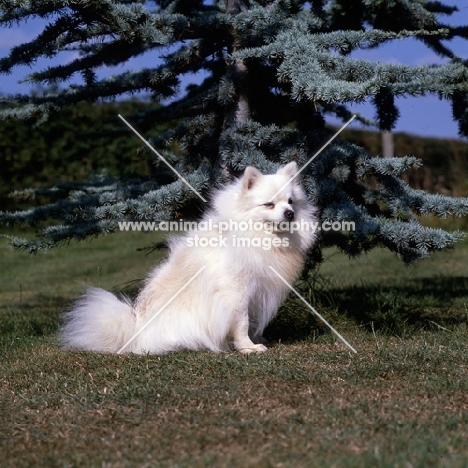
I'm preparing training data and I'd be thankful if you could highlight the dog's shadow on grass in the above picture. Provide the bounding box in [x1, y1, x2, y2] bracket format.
[267, 275, 468, 342]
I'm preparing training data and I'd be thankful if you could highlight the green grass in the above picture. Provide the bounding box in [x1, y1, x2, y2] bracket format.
[1, 231, 468, 467]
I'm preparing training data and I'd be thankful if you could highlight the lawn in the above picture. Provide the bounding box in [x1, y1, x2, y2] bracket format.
[1, 230, 467, 467]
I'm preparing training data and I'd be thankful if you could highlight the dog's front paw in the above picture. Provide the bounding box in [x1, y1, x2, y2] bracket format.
[238, 343, 268, 354]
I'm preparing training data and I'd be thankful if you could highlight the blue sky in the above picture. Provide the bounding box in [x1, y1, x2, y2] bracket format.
[0, 3, 467, 140]
[346, 4, 468, 140]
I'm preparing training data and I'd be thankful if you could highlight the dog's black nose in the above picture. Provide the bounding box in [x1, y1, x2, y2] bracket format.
[284, 209, 294, 220]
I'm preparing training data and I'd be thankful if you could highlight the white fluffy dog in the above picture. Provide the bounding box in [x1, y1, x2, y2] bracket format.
[60, 162, 317, 354]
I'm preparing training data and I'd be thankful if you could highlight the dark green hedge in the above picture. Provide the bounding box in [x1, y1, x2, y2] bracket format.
[1, 102, 467, 206]
[0, 100, 168, 197]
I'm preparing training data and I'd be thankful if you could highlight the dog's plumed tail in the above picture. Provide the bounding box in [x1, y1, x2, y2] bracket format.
[60, 288, 135, 353]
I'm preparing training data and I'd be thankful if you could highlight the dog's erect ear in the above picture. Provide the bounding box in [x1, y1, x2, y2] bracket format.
[276, 161, 298, 179]
[242, 166, 263, 190]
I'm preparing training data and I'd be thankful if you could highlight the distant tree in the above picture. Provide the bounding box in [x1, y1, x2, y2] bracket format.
[0, 0, 467, 263]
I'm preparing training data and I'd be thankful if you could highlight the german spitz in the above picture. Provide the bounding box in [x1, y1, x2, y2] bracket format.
[61, 162, 317, 354]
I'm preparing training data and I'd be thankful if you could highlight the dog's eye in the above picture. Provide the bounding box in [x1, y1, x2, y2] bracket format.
[263, 202, 275, 209]
[288, 198, 293, 205]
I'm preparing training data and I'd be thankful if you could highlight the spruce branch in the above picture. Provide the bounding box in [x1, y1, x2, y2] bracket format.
[0, 0, 466, 264]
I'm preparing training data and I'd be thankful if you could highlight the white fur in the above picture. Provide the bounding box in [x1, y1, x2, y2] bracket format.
[60, 162, 317, 354]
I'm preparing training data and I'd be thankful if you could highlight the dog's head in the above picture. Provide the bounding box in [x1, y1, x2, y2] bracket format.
[239, 162, 309, 226]
[210, 161, 316, 249]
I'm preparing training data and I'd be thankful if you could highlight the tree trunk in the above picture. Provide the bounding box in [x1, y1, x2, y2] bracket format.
[218, 0, 251, 177]
[382, 130, 394, 158]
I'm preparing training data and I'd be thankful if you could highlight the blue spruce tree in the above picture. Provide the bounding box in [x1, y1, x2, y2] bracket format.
[1, 0, 467, 265]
